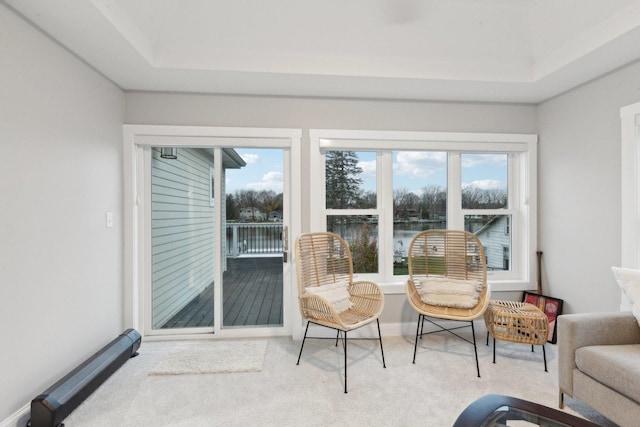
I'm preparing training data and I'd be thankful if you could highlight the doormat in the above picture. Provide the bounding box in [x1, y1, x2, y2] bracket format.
[149, 339, 267, 375]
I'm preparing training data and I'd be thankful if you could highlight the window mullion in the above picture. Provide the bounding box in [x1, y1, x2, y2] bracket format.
[380, 151, 393, 280]
[447, 152, 464, 230]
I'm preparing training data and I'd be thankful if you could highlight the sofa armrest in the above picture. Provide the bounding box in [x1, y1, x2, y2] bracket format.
[558, 311, 640, 402]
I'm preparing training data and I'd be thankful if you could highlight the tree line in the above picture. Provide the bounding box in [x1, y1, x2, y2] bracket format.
[226, 190, 283, 221]
[226, 151, 506, 222]
[326, 151, 507, 220]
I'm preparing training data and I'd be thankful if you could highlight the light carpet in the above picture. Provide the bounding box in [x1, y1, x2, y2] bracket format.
[63, 325, 619, 427]
[149, 339, 267, 375]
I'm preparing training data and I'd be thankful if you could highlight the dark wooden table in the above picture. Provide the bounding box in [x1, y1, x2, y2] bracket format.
[453, 394, 601, 427]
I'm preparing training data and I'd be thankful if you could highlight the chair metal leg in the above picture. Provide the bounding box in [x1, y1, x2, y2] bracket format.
[343, 331, 348, 393]
[471, 321, 480, 378]
[296, 321, 310, 365]
[492, 337, 496, 364]
[335, 330, 340, 347]
[376, 319, 386, 368]
[413, 316, 481, 377]
[413, 314, 422, 364]
[559, 390, 565, 409]
[542, 344, 548, 372]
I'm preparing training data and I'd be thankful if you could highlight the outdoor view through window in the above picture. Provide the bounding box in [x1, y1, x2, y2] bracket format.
[325, 150, 510, 275]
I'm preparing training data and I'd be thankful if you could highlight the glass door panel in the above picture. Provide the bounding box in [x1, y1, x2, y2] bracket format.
[150, 147, 216, 330]
[223, 148, 284, 327]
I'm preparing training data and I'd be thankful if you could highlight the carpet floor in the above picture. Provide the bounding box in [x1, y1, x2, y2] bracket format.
[64, 324, 618, 426]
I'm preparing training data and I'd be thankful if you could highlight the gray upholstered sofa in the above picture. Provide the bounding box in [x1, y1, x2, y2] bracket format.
[558, 311, 640, 427]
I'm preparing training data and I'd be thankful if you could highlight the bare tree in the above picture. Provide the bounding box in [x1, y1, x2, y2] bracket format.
[260, 190, 283, 216]
[462, 186, 507, 209]
[357, 190, 377, 209]
[420, 185, 446, 220]
[235, 189, 260, 220]
[394, 188, 419, 219]
[226, 194, 239, 220]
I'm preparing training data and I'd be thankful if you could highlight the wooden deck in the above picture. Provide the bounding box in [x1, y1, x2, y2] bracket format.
[162, 256, 283, 329]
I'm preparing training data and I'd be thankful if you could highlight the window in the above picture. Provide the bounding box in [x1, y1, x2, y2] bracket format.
[325, 150, 379, 273]
[310, 130, 537, 292]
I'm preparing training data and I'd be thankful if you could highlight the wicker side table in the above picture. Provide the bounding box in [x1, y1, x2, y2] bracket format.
[484, 300, 549, 371]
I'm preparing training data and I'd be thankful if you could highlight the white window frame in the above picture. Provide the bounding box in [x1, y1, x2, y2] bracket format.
[309, 129, 538, 293]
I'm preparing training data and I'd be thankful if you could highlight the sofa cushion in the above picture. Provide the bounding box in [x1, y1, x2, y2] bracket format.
[612, 266, 640, 327]
[575, 344, 640, 404]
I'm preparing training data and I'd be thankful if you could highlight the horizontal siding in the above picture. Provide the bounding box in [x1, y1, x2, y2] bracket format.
[152, 233, 212, 255]
[151, 147, 215, 328]
[476, 216, 510, 270]
[151, 217, 213, 231]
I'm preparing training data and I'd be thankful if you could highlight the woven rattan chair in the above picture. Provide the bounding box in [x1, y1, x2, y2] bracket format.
[295, 232, 386, 393]
[406, 229, 491, 377]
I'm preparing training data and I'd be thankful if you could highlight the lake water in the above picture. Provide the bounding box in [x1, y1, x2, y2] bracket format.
[329, 221, 446, 256]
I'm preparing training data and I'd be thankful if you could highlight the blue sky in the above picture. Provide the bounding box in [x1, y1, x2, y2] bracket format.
[225, 148, 285, 194]
[225, 149, 507, 195]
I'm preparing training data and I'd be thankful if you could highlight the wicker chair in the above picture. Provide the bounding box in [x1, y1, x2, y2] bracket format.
[295, 231, 386, 393]
[406, 229, 491, 377]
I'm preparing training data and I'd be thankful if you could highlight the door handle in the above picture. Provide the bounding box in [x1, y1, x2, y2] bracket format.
[282, 226, 288, 263]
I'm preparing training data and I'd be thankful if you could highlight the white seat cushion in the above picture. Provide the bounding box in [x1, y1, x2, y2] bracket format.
[306, 281, 353, 313]
[417, 277, 482, 309]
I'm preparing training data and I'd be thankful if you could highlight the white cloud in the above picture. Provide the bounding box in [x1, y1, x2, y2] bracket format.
[461, 153, 507, 168]
[247, 171, 283, 192]
[463, 179, 503, 190]
[394, 151, 446, 178]
[240, 153, 259, 164]
[358, 160, 376, 176]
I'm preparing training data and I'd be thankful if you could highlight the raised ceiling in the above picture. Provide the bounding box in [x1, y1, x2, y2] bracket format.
[6, 0, 640, 103]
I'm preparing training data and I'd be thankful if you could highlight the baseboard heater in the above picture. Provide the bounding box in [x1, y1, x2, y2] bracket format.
[28, 329, 141, 427]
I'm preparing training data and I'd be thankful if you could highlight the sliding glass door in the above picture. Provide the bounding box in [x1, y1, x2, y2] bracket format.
[149, 147, 285, 332]
[124, 126, 301, 339]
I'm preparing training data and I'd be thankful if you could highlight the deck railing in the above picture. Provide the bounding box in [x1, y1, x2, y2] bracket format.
[226, 222, 283, 256]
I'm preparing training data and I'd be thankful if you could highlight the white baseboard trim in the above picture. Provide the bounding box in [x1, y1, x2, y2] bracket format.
[0, 403, 29, 427]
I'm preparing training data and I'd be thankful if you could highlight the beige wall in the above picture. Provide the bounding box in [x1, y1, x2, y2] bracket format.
[537, 60, 640, 313]
[0, 4, 125, 423]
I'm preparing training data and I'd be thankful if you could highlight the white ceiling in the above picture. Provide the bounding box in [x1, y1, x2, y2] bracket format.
[6, 0, 640, 103]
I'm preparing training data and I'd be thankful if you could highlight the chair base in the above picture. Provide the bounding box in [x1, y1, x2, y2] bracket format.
[296, 319, 386, 393]
[483, 300, 549, 372]
[413, 314, 481, 377]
